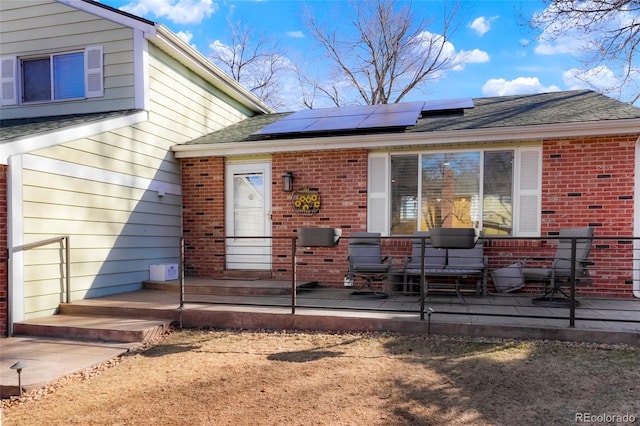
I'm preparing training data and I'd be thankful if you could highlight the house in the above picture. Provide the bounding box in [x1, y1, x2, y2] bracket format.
[173, 90, 640, 298]
[0, 0, 272, 335]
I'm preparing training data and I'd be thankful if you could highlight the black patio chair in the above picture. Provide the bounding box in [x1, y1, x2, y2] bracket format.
[523, 226, 594, 307]
[402, 231, 446, 293]
[347, 232, 391, 298]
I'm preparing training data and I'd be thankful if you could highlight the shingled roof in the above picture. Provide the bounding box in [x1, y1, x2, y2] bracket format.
[183, 90, 640, 146]
[0, 110, 141, 143]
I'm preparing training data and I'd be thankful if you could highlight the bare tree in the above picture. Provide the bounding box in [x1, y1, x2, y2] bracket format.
[302, 0, 464, 106]
[532, 0, 640, 104]
[209, 19, 289, 109]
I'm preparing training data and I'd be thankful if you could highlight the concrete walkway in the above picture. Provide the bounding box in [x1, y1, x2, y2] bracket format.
[0, 337, 140, 398]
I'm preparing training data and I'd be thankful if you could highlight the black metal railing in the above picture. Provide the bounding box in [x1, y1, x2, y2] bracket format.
[178, 234, 640, 329]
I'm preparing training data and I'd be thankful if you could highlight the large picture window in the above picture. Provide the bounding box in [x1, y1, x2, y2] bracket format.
[384, 149, 531, 236]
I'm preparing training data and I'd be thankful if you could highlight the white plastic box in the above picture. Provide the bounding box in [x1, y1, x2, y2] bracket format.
[150, 264, 179, 281]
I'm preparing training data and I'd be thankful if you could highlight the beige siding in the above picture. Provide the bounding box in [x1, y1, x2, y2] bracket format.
[20, 122, 182, 316]
[0, 0, 136, 119]
[148, 45, 252, 140]
[9, 0, 260, 319]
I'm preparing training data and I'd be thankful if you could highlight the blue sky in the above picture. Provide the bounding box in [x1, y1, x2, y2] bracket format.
[99, 0, 638, 111]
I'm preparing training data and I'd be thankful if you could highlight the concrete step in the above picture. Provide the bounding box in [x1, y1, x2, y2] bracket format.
[13, 315, 171, 344]
[142, 278, 301, 296]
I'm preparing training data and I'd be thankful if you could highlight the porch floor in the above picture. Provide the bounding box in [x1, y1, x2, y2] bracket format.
[62, 278, 640, 336]
[2, 277, 638, 398]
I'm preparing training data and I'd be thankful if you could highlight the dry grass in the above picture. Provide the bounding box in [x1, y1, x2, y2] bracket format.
[2, 329, 640, 425]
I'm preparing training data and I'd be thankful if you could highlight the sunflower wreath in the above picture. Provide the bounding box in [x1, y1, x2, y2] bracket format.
[291, 187, 321, 215]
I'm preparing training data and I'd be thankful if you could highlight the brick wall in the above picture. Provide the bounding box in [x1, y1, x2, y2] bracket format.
[271, 150, 368, 285]
[181, 134, 638, 297]
[181, 150, 369, 285]
[485, 134, 638, 297]
[181, 157, 226, 276]
[0, 164, 7, 336]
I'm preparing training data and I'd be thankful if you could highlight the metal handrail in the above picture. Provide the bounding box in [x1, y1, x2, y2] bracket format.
[179, 234, 639, 329]
[15, 236, 71, 303]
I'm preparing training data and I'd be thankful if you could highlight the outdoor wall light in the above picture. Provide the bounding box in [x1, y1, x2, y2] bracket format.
[282, 171, 294, 192]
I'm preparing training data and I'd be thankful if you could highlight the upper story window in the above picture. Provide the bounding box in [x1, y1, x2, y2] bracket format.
[23, 52, 84, 102]
[1, 46, 103, 106]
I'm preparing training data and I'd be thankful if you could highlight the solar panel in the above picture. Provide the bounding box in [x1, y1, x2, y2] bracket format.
[255, 117, 319, 135]
[305, 114, 371, 132]
[375, 101, 426, 113]
[254, 98, 470, 136]
[357, 110, 422, 128]
[422, 98, 474, 113]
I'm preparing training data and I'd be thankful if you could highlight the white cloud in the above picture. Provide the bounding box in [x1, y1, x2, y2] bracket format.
[176, 30, 196, 48]
[482, 77, 561, 96]
[286, 31, 304, 39]
[534, 36, 582, 56]
[533, 2, 634, 58]
[469, 16, 499, 36]
[415, 31, 489, 72]
[563, 66, 618, 91]
[460, 49, 490, 64]
[209, 40, 233, 63]
[121, 0, 216, 25]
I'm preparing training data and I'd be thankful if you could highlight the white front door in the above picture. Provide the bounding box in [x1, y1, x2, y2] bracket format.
[225, 162, 272, 270]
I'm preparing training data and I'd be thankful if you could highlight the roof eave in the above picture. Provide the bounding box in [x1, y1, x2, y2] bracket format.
[0, 111, 149, 164]
[172, 119, 640, 158]
[58, 0, 156, 34]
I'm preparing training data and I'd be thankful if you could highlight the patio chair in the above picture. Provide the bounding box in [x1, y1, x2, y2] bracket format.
[347, 232, 391, 298]
[403, 232, 446, 293]
[403, 231, 487, 302]
[523, 227, 594, 307]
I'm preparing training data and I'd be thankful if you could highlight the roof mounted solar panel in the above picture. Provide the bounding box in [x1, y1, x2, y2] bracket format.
[254, 99, 461, 137]
[255, 117, 320, 134]
[374, 101, 425, 113]
[305, 114, 371, 132]
[357, 110, 422, 128]
[422, 98, 474, 113]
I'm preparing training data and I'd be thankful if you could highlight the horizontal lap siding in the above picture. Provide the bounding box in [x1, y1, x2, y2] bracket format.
[0, 0, 136, 119]
[21, 145, 182, 317]
[148, 45, 251, 140]
[19, 42, 254, 318]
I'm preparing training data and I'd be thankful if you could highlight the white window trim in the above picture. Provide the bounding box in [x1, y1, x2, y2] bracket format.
[368, 146, 543, 237]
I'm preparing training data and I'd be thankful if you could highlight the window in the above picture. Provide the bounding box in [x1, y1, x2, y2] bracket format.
[0, 46, 103, 105]
[370, 148, 541, 237]
[23, 52, 84, 102]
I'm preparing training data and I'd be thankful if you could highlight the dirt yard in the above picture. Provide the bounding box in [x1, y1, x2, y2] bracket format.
[2, 329, 639, 425]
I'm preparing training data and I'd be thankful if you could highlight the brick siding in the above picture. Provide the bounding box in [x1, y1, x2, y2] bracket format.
[0, 164, 7, 336]
[181, 134, 638, 297]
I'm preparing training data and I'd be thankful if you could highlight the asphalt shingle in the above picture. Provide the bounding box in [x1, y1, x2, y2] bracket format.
[182, 90, 640, 146]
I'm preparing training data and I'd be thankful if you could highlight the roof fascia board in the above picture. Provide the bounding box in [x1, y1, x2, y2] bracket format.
[150, 26, 274, 115]
[0, 110, 148, 164]
[172, 118, 640, 158]
[57, 0, 156, 36]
